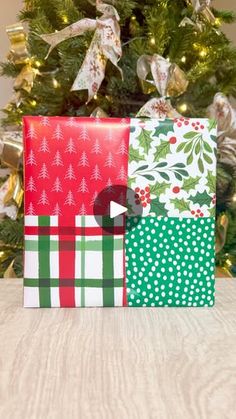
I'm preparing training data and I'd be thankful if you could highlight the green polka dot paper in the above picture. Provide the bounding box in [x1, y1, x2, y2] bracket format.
[125, 217, 215, 307]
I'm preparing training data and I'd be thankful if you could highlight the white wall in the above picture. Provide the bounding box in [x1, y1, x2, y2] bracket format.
[0, 0, 236, 110]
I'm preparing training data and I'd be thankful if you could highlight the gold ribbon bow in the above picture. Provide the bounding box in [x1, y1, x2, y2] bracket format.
[41, 0, 122, 102]
[136, 54, 188, 118]
[6, 23, 36, 97]
[0, 131, 23, 216]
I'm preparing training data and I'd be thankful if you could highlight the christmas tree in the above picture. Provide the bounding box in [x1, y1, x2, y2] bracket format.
[1, 0, 236, 277]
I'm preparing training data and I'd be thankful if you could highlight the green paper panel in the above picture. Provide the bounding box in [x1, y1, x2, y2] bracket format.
[125, 217, 215, 307]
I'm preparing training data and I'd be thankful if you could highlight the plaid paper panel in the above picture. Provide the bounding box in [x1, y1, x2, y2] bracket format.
[24, 215, 125, 307]
[125, 216, 215, 307]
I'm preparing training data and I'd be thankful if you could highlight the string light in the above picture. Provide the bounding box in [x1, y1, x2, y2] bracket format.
[52, 78, 60, 88]
[35, 60, 41, 68]
[199, 48, 208, 58]
[62, 15, 69, 24]
[178, 103, 188, 113]
[181, 56, 186, 63]
[93, 94, 98, 100]
[149, 37, 156, 45]
[30, 100, 37, 107]
[225, 258, 232, 268]
[214, 17, 221, 27]
[131, 16, 136, 21]
[232, 194, 236, 202]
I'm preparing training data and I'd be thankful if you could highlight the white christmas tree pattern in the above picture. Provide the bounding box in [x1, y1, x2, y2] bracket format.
[64, 164, 76, 180]
[53, 203, 62, 215]
[90, 190, 98, 206]
[116, 166, 127, 181]
[26, 176, 37, 192]
[65, 138, 77, 154]
[104, 152, 116, 167]
[38, 163, 49, 179]
[52, 124, 63, 140]
[78, 177, 89, 193]
[38, 190, 49, 205]
[79, 203, 87, 215]
[78, 151, 89, 167]
[38, 137, 50, 153]
[51, 177, 63, 192]
[27, 202, 35, 215]
[27, 123, 37, 140]
[91, 138, 102, 154]
[90, 164, 102, 180]
[26, 150, 37, 166]
[40, 116, 50, 126]
[64, 190, 76, 206]
[106, 178, 115, 194]
[65, 117, 77, 127]
[117, 139, 128, 155]
[52, 150, 63, 166]
[79, 126, 90, 141]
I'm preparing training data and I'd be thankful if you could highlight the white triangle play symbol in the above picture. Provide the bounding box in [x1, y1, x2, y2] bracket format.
[110, 201, 127, 219]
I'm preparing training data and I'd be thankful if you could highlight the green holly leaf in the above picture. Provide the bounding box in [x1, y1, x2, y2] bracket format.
[150, 183, 170, 196]
[183, 131, 198, 139]
[150, 197, 167, 216]
[154, 141, 171, 160]
[189, 191, 212, 207]
[211, 135, 217, 143]
[154, 121, 174, 137]
[182, 176, 201, 192]
[129, 145, 143, 163]
[170, 198, 190, 212]
[137, 129, 152, 155]
[208, 119, 217, 131]
[206, 171, 216, 193]
[142, 174, 155, 181]
[198, 158, 204, 173]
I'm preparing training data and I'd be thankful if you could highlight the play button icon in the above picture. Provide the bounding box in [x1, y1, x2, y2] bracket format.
[93, 184, 143, 233]
[110, 201, 127, 218]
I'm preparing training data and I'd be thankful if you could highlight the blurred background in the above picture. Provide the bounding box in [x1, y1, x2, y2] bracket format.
[1, 0, 236, 110]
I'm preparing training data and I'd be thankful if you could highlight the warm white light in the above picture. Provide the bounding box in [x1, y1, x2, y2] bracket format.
[179, 103, 187, 112]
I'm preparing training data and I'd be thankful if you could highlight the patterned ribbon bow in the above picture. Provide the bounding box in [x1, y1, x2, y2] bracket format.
[136, 54, 188, 118]
[41, 0, 122, 102]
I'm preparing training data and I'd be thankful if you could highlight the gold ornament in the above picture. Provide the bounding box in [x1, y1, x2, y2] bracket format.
[14, 63, 37, 93]
[1, 131, 23, 170]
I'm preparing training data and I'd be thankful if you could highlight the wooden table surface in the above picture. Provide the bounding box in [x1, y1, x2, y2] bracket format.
[0, 279, 236, 419]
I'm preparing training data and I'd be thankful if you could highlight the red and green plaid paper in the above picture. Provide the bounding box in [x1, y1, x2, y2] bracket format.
[23, 116, 217, 307]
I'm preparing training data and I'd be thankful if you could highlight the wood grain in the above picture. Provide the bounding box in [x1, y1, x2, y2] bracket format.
[0, 279, 236, 419]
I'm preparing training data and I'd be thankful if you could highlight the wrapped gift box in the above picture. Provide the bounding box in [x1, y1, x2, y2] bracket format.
[23, 116, 217, 307]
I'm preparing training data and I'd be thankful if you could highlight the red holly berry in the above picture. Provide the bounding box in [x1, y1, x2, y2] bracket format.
[145, 193, 150, 199]
[184, 120, 189, 125]
[196, 214, 199, 218]
[140, 189, 145, 195]
[147, 198, 151, 204]
[192, 122, 196, 127]
[191, 210, 195, 215]
[195, 126, 199, 130]
[134, 193, 139, 199]
[172, 186, 180, 193]
[200, 212, 204, 217]
[200, 125, 204, 130]
[140, 196, 145, 201]
[177, 122, 182, 127]
[142, 202, 147, 208]
[197, 121, 200, 125]
[197, 209, 201, 213]
[135, 199, 140, 205]
[180, 117, 185, 121]
[135, 187, 140, 193]
[145, 186, 150, 192]
[169, 136, 177, 144]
